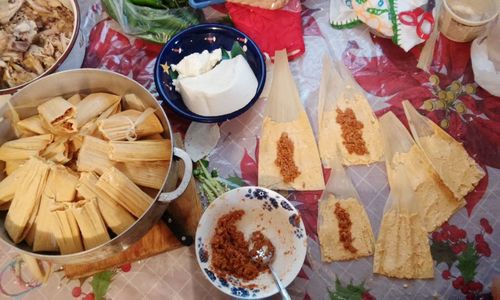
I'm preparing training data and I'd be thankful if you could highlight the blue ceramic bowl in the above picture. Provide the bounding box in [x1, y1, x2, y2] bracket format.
[154, 24, 266, 123]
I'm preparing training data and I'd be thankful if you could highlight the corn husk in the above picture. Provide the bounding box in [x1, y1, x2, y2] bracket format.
[123, 94, 146, 111]
[96, 167, 153, 218]
[77, 136, 114, 174]
[37, 97, 77, 134]
[31, 168, 59, 252]
[77, 172, 135, 235]
[48, 165, 78, 202]
[379, 112, 463, 232]
[0, 163, 28, 205]
[40, 136, 72, 164]
[115, 160, 169, 189]
[258, 50, 324, 191]
[70, 199, 110, 250]
[20, 254, 50, 283]
[108, 140, 171, 162]
[97, 109, 163, 141]
[403, 101, 485, 200]
[5, 159, 26, 175]
[5, 157, 51, 243]
[51, 204, 83, 254]
[147, 133, 164, 140]
[0, 134, 53, 161]
[76, 93, 121, 128]
[67, 94, 81, 105]
[4, 97, 22, 138]
[17, 115, 49, 135]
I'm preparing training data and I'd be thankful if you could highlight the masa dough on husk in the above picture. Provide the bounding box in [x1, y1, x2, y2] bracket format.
[389, 145, 464, 232]
[318, 93, 383, 167]
[318, 196, 374, 261]
[373, 210, 434, 279]
[418, 127, 485, 200]
[259, 111, 325, 191]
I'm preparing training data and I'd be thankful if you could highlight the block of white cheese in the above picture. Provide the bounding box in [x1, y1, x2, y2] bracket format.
[171, 49, 222, 78]
[176, 55, 258, 117]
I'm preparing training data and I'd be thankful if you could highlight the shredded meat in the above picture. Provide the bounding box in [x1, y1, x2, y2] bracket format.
[335, 108, 369, 156]
[210, 210, 271, 281]
[248, 231, 275, 269]
[275, 132, 300, 183]
[334, 202, 357, 253]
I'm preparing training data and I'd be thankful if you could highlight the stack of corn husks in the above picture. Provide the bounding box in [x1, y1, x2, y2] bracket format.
[0, 92, 170, 254]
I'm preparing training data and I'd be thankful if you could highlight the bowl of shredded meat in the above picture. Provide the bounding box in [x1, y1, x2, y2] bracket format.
[195, 186, 307, 299]
[0, 0, 80, 94]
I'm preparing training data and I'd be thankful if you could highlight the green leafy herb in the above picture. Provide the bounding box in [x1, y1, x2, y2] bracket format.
[226, 175, 248, 187]
[221, 48, 230, 60]
[329, 278, 368, 300]
[230, 41, 245, 58]
[457, 242, 479, 283]
[193, 159, 228, 203]
[91, 271, 114, 300]
[431, 241, 457, 269]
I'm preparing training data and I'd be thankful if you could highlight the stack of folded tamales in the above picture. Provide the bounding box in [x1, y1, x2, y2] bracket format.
[0, 93, 170, 254]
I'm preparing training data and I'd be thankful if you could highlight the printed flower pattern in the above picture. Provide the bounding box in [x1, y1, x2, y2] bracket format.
[343, 35, 498, 215]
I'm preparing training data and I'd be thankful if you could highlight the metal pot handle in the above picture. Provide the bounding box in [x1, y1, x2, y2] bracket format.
[158, 147, 193, 203]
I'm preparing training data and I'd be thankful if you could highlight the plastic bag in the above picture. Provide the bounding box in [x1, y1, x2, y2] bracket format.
[471, 17, 500, 96]
[102, 0, 202, 44]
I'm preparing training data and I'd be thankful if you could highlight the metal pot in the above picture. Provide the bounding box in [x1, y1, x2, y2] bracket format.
[0, 69, 192, 264]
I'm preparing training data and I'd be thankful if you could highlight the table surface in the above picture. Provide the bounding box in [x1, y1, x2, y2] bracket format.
[0, 0, 499, 299]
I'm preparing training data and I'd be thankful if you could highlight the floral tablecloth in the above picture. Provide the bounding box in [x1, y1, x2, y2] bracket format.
[0, 0, 499, 299]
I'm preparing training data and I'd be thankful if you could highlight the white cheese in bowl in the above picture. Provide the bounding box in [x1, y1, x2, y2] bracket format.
[176, 55, 258, 117]
[171, 49, 222, 78]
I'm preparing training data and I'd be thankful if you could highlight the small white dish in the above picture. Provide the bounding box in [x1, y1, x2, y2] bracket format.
[195, 187, 307, 299]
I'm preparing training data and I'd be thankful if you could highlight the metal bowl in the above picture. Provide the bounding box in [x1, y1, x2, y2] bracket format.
[0, 0, 81, 95]
[0, 69, 192, 264]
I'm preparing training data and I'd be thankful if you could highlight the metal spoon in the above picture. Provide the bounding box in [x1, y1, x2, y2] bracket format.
[250, 239, 291, 300]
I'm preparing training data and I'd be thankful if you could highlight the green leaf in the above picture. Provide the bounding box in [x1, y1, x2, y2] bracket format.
[457, 242, 479, 283]
[329, 278, 367, 300]
[230, 41, 245, 58]
[168, 68, 178, 80]
[91, 271, 114, 300]
[226, 175, 248, 187]
[221, 48, 230, 60]
[366, 8, 389, 15]
[431, 241, 457, 269]
[199, 159, 209, 169]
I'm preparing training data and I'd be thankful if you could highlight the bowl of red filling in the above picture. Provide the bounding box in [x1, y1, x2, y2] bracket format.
[195, 187, 307, 299]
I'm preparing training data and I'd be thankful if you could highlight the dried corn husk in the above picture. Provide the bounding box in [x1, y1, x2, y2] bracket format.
[96, 167, 153, 218]
[17, 115, 49, 135]
[97, 109, 163, 141]
[71, 199, 110, 250]
[115, 160, 169, 189]
[5, 157, 51, 243]
[41, 136, 72, 164]
[37, 97, 77, 134]
[5, 159, 26, 175]
[48, 165, 78, 202]
[123, 94, 146, 111]
[0, 134, 53, 161]
[52, 204, 84, 254]
[0, 163, 28, 205]
[108, 140, 171, 162]
[67, 94, 81, 105]
[77, 172, 135, 235]
[76, 93, 121, 128]
[4, 97, 22, 138]
[20, 254, 50, 283]
[31, 168, 59, 252]
[77, 136, 114, 174]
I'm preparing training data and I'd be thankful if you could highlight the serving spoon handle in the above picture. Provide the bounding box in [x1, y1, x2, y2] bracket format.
[269, 267, 291, 300]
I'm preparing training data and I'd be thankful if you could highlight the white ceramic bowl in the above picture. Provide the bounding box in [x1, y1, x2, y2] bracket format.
[195, 187, 307, 299]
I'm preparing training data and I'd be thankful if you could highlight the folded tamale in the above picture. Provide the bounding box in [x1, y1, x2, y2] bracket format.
[71, 199, 110, 250]
[123, 94, 146, 111]
[96, 167, 153, 218]
[67, 94, 81, 105]
[52, 204, 84, 254]
[77, 136, 114, 174]
[115, 160, 169, 189]
[41, 136, 72, 164]
[5, 159, 26, 175]
[38, 96, 77, 134]
[108, 140, 171, 162]
[0, 134, 53, 161]
[0, 162, 28, 206]
[76, 93, 121, 128]
[17, 115, 49, 135]
[77, 172, 135, 235]
[5, 157, 51, 243]
[98, 109, 163, 141]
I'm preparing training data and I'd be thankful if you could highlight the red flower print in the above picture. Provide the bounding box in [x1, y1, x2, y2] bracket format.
[342, 35, 499, 215]
[479, 218, 493, 234]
